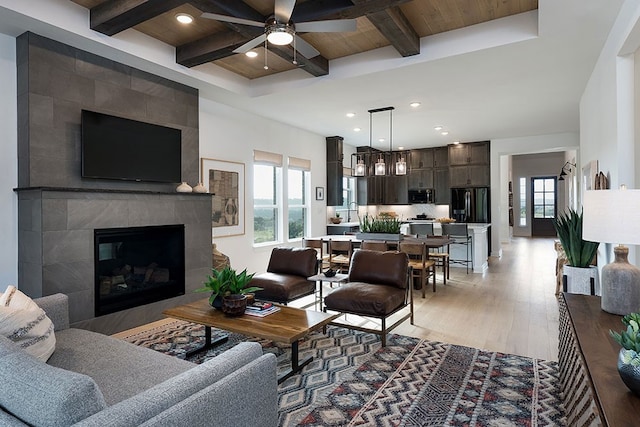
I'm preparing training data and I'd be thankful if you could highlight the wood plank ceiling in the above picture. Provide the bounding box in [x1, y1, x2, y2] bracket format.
[71, 0, 538, 80]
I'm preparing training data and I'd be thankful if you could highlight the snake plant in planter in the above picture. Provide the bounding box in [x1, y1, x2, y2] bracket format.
[552, 208, 599, 294]
[610, 312, 640, 395]
[356, 214, 403, 241]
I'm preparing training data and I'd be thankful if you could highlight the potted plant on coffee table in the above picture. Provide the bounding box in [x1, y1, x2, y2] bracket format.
[223, 268, 261, 316]
[196, 267, 261, 315]
[552, 208, 600, 294]
[610, 312, 640, 395]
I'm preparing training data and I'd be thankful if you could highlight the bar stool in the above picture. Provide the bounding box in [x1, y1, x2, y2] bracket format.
[409, 223, 434, 236]
[441, 223, 472, 274]
[427, 234, 450, 284]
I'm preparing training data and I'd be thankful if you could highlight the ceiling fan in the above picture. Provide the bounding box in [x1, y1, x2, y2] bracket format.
[201, 0, 357, 61]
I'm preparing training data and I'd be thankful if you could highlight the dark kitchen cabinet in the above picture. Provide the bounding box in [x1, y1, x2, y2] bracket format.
[408, 169, 434, 189]
[434, 168, 450, 204]
[357, 176, 385, 205]
[326, 136, 344, 206]
[449, 164, 490, 187]
[384, 175, 408, 204]
[448, 141, 489, 165]
[409, 148, 433, 169]
[433, 147, 448, 167]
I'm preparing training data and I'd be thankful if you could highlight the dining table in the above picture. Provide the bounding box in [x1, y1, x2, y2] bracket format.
[306, 234, 454, 250]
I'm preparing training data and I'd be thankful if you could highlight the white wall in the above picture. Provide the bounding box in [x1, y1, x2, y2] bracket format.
[580, 1, 640, 266]
[0, 33, 17, 286]
[198, 97, 327, 275]
[490, 132, 579, 255]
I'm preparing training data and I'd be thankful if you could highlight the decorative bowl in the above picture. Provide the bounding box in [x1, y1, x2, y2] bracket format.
[330, 217, 342, 224]
[324, 268, 337, 277]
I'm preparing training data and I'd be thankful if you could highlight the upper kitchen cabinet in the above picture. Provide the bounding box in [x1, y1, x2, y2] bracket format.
[433, 147, 448, 168]
[448, 141, 490, 165]
[449, 164, 490, 187]
[408, 169, 434, 189]
[326, 136, 344, 206]
[409, 148, 434, 169]
[384, 175, 408, 205]
[434, 167, 450, 204]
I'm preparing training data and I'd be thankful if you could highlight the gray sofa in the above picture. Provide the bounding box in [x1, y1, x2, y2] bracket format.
[0, 293, 278, 426]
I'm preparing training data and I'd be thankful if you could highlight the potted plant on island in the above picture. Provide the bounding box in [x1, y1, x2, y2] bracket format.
[356, 213, 403, 241]
[196, 266, 261, 316]
[552, 208, 600, 295]
[610, 312, 640, 395]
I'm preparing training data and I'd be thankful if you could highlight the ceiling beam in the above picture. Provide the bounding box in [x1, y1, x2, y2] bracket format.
[270, 45, 329, 77]
[352, 1, 419, 57]
[176, 31, 258, 67]
[90, 0, 189, 36]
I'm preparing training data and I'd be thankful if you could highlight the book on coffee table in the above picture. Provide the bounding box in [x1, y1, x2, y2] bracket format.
[244, 305, 280, 317]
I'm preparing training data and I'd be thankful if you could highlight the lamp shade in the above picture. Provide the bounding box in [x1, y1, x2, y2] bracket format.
[583, 189, 640, 245]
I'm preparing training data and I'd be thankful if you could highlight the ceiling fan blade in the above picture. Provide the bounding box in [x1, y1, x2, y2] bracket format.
[295, 19, 357, 33]
[200, 13, 265, 28]
[233, 34, 267, 54]
[274, 0, 296, 23]
[294, 35, 320, 59]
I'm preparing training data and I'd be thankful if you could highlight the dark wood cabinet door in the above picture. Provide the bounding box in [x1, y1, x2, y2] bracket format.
[384, 175, 408, 204]
[448, 144, 469, 165]
[433, 147, 448, 167]
[468, 165, 490, 186]
[434, 168, 450, 204]
[409, 149, 433, 169]
[408, 169, 434, 189]
[326, 161, 343, 206]
[468, 142, 489, 164]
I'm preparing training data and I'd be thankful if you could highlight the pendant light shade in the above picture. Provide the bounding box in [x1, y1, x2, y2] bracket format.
[375, 154, 386, 175]
[396, 154, 407, 175]
[354, 157, 366, 176]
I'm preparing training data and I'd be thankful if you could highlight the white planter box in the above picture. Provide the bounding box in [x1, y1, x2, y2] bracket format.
[355, 233, 404, 241]
[563, 265, 600, 295]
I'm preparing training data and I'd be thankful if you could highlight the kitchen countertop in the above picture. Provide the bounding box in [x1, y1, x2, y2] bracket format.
[326, 221, 360, 227]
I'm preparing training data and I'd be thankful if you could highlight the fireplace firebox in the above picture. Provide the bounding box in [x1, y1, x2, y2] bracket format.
[94, 224, 185, 316]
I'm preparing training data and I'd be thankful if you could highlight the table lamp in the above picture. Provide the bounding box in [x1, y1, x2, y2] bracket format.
[583, 188, 640, 315]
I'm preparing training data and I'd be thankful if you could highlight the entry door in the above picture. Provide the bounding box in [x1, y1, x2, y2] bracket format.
[531, 177, 557, 237]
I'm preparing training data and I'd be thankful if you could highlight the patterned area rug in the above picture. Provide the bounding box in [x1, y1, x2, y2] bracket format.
[118, 320, 565, 426]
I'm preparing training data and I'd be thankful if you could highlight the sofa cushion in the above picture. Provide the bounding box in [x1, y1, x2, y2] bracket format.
[252, 272, 316, 302]
[0, 334, 106, 426]
[48, 328, 194, 405]
[0, 285, 56, 361]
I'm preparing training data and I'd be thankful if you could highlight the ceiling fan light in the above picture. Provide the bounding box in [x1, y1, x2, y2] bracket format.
[267, 26, 294, 45]
[245, 51, 258, 58]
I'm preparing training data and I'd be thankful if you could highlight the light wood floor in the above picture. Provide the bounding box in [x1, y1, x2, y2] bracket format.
[312, 237, 560, 362]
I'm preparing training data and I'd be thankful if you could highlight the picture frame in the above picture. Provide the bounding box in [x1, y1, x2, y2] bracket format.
[315, 186, 325, 201]
[200, 158, 245, 237]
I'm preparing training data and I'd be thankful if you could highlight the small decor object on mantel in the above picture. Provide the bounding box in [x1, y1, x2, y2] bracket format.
[610, 312, 640, 396]
[176, 182, 193, 193]
[192, 182, 207, 193]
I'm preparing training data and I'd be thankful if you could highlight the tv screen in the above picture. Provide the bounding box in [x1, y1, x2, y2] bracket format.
[81, 110, 182, 183]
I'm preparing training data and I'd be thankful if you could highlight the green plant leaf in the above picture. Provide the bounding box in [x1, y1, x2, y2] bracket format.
[552, 208, 599, 268]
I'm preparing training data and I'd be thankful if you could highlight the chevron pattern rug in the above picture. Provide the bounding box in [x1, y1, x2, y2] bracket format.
[118, 320, 565, 426]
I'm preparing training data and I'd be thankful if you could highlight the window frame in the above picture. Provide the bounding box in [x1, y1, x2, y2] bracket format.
[253, 163, 283, 246]
[286, 167, 310, 242]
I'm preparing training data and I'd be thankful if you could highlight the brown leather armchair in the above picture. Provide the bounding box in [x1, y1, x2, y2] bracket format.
[323, 249, 412, 346]
[250, 247, 318, 305]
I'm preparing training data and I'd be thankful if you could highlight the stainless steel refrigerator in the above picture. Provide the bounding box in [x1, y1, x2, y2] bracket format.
[450, 188, 490, 223]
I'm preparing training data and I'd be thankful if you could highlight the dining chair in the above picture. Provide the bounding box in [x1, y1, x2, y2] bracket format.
[360, 240, 389, 252]
[409, 223, 434, 236]
[327, 239, 354, 273]
[441, 223, 472, 273]
[427, 234, 450, 284]
[399, 241, 436, 296]
[302, 238, 329, 270]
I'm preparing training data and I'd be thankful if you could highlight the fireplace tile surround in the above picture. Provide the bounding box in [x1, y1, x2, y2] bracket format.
[15, 33, 212, 335]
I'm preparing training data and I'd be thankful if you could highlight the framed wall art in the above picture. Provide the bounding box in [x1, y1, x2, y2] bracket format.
[200, 158, 245, 237]
[315, 186, 324, 201]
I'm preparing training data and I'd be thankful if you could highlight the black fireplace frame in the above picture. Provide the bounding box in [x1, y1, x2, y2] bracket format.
[93, 224, 186, 317]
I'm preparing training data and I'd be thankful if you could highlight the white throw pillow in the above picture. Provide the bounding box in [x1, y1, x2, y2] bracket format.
[0, 285, 56, 362]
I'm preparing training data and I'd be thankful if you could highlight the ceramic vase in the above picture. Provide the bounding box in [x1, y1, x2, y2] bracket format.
[192, 182, 207, 193]
[222, 294, 247, 317]
[176, 182, 192, 193]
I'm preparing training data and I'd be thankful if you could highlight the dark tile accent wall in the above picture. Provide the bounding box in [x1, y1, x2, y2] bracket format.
[17, 32, 199, 191]
[15, 33, 210, 334]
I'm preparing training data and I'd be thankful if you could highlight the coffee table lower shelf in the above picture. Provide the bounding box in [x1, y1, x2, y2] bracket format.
[163, 299, 339, 384]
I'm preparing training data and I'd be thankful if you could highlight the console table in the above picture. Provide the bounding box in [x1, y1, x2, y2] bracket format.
[559, 293, 640, 426]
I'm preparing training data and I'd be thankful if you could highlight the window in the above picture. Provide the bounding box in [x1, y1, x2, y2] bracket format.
[336, 176, 356, 218]
[532, 178, 556, 218]
[287, 168, 309, 240]
[519, 177, 527, 226]
[253, 150, 283, 245]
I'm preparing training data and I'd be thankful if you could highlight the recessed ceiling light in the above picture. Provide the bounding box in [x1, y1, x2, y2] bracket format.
[410, 102, 421, 108]
[379, 138, 385, 142]
[353, 127, 361, 132]
[441, 131, 449, 136]
[452, 141, 460, 145]
[434, 126, 443, 131]
[346, 112, 356, 118]
[245, 51, 258, 58]
[398, 146, 405, 150]
[175, 13, 193, 24]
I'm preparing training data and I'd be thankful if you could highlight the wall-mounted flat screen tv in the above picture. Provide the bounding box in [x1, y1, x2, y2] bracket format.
[81, 110, 182, 183]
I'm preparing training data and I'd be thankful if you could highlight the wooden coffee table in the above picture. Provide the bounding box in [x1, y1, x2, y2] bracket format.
[163, 299, 339, 383]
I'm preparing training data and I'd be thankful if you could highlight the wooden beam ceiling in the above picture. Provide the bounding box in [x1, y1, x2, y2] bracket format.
[352, 0, 419, 56]
[90, 0, 189, 36]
